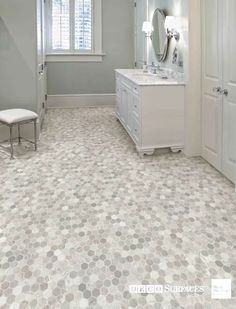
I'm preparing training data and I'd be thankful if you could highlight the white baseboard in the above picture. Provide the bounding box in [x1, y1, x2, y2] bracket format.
[47, 94, 116, 108]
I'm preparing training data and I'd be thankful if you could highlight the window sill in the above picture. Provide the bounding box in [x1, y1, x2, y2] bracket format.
[46, 53, 105, 63]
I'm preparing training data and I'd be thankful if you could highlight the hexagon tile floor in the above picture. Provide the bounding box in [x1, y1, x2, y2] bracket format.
[0, 107, 235, 309]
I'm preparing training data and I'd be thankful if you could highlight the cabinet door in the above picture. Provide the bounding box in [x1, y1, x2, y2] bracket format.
[120, 85, 128, 125]
[116, 96, 121, 119]
[202, 0, 223, 170]
[116, 80, 121, 118]
[126, 88, 133, 134]
[222, 0, 236, 183]
[132, 94, 140, 120]
[131, 114, 140, 145]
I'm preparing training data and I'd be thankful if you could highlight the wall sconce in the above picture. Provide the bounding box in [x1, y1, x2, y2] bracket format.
[164, 16, 180, 41]
[142, 21, 153, 39]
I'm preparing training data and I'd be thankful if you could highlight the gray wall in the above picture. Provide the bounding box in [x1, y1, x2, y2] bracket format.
[0, 0, 37, 111]
[47, 0, 134, 95]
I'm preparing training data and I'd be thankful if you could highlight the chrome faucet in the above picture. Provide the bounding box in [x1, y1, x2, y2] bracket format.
[149, 62, 161, 74]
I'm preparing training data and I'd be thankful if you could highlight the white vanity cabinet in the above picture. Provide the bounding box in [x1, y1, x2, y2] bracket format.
[115, 70, 185, 155]
[116, 74, 140, 142]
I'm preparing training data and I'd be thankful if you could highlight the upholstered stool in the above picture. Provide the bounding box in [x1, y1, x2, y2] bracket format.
[0, 109, 38, 159]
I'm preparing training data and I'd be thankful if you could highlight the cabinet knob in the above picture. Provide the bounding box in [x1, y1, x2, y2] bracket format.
[222, 89, 228, 96]
[213, 87, 221, 94]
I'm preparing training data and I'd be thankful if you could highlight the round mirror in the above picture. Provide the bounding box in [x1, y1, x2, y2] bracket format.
[152, 9, 169, 62]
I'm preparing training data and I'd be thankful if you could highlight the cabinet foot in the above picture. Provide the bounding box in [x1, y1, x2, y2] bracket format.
[170, 146, 183, 153]
[137, 148, 155, 157]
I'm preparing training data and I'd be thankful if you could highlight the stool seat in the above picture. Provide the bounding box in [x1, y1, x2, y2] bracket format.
[0, 108, 38, 159]
[0, 109, 38, 125]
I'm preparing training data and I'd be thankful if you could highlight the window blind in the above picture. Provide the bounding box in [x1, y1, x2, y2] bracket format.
[52, 0, 70, 50]
[75, 0, 92, 50]
[51, 0, 92, 51]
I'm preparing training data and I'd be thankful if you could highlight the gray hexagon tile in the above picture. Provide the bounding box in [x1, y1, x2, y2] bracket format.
[0, 107, 235, 308]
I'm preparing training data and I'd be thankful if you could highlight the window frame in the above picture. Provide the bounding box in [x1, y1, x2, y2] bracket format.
[46, 0, 104, 62]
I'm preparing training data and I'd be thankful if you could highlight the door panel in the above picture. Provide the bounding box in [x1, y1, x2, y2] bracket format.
[222, 0, 236, 182]
[37, 0, 46, 126]
[204, 0, 220, 78]
[202, 0, 223, 170]
[203, 95, 220, 153]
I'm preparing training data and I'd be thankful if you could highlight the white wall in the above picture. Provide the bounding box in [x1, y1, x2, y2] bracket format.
[0, 0, 37, 111]
[184, 0, 202, 156]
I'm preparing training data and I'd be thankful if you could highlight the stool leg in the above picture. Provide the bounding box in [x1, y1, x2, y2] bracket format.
[34, 119, 37, 151]
[18, 124, 21, 144]
[9, 125, 14, 160]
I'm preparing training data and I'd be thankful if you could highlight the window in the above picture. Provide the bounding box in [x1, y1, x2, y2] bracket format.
[51, 0, 70, 50]
[46, 0, 103, 62]
[74, 0, 92, 50]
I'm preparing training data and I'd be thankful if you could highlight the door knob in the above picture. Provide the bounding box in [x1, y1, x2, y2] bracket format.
[213, 87, 221, 94]
[222, 89, 228, 96]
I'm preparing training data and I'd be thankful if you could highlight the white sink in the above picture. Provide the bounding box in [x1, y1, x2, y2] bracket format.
[116, 69, 185, 86]
[131, 72, 168, 82]
[131, 73, 153, 77]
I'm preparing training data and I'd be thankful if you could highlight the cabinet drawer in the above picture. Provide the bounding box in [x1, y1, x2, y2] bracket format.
[116, 73, 121, 81]
[121, 76, 133, 90]
[133, 85, 140, 95]
[116, 85, 121, 99]
[132, 95, 140, 118]
[131, 114, 141, 145]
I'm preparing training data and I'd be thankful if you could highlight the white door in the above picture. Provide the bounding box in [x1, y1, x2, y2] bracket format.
[134, 0, 147, 68]
[202, 0, 223, 170]
[222, 0, 236, 182]
[37, 0, 46, 127]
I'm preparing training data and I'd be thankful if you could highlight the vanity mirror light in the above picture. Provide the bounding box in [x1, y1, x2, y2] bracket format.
[142, 21, 153, 38]
[151, 9, 169, 62]
[165, 16, 181, 41]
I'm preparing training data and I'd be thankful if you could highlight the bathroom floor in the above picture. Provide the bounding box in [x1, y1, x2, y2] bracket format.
[0, 107, 235, 309]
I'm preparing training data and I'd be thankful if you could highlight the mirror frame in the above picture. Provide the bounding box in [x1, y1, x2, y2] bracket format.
[152, 9, 169, 62]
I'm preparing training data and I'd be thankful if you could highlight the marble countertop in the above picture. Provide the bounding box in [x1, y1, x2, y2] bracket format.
[115, 69, 186, 86]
